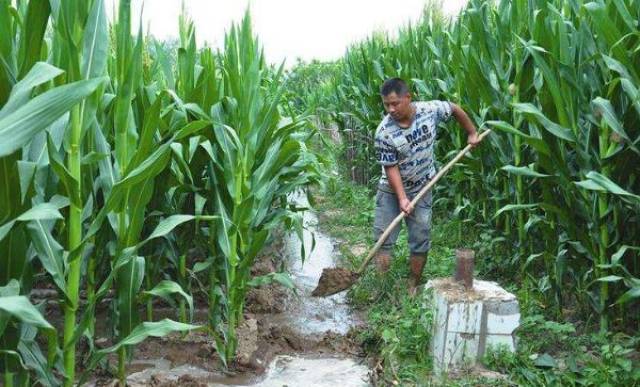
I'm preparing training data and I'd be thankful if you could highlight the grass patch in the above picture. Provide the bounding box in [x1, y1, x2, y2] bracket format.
[312, 174, 640, 387]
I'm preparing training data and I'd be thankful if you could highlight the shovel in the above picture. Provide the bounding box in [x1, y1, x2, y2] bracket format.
[311, 129, 491, 297]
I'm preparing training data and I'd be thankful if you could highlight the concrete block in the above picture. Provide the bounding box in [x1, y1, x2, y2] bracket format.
[485, 307, 520, 335]
[424, 278, 520, 375]
[431, 293, 448, 364]
[443, 332, 478, 367]
[447, 300, 483, 334]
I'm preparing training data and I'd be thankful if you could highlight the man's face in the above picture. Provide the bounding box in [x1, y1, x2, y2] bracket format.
[382, 92, 412, 122]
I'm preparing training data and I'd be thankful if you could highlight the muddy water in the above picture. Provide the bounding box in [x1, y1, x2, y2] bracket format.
[127, 355, 369, 387]
[263, 194, 361, 335]
[125, 193, 370, 386]
[236, 355, 367, 387]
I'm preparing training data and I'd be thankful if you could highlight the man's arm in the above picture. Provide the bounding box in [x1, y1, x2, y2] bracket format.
[451, 103, 479, 146]
[385, 165, 413, 215]
[375, 124, 413, 214]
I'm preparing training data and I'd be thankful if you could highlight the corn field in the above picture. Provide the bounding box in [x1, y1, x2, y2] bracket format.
[0, 1, 321, 385]
[291, 0, 640, 332]
[2, 0, 640, 384]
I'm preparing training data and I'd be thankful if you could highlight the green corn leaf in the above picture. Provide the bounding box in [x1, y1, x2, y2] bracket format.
[247, 272, 295, 290]
[81, 151, 109, 165]
[616, 287, 640, 305]
[17, 0, 50, 78]
[584, 1, 638, 80]
[619, 78, 640, 118]
[596, 275, 624, 283]
[485, 120, 551, 155]
[116, 256, 145, 341]
[192, 260, 212, 273]
[0, 279, 20, 297]
[127, 94, 162, 170]
[513, 102, 575, 142]
[611, 245, 640, 266]
[520, 39, 571, 129]
[65, 247, 139, 351]
[0, 76, 106, 157]
[575, 171, 640, 203]
[46, 133, 79, 207]
[113, 319, 200, 349]
[214, 192, 233, 260]
[143, 280, 194, 321]
[71, 140, 175, 264]
[592, 97, 635, 150]
[93, 121, 117, 196]
[81, 319, 200, 380]
[27, 219, 67, 298]
[0, 296, 53, 331]
[81, 0, 108, 80]
[16, 161, 36, 204]
[17, 336, 61, 387]
[175, 119, 210, 140]
[0, 62, 63, 119]
[602, 55, 631, 80]
[0, 202, 64, 242]
[501, 164, 550, 178]
[145, 215, 195, 242]
[495, 203, 539, 218]
[124, 178, 155, 246]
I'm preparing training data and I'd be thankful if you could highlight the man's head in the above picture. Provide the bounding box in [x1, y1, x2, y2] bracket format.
[380, 78, 412, 122]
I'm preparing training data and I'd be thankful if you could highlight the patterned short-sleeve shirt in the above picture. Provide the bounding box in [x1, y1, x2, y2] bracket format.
[374, 100, 453, 194]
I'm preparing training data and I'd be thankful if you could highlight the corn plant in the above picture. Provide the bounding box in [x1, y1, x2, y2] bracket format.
[0, 1, 105, 381]
[157, 12, 324, 365]
[1, 0, 213, 384]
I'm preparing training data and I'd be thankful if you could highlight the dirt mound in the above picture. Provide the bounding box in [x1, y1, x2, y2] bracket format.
[312, 268, 359, 297]
[246, 285, 289, 313]
[150, 374, 207, 387]
[257, 321, 363, 362]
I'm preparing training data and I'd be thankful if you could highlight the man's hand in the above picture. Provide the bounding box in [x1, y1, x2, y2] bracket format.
[467, 131, 480, 147]
[399, 197, 414, 215]
[452, 104, 480, 147]
[385, 165, 413, 215]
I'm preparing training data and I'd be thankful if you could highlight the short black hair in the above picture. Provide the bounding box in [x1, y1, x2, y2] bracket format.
[380, 78, 409, 96]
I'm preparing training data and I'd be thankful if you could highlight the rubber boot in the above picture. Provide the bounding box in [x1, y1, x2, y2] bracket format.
[375, 251, 391, 273]
[408, 254, 427, 296]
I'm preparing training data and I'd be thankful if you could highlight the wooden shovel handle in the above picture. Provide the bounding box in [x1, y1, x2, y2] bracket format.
[356, 129, 491, 274]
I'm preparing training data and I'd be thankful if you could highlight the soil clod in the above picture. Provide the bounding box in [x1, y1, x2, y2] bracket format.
[312, 268, 360, 297]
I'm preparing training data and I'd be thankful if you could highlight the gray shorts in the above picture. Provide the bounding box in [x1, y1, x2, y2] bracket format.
[373, 189, 432, 255]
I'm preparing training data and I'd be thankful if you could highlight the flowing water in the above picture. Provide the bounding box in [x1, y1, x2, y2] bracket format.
[125, 193, 370, 386]
[261, 193, 360, 336]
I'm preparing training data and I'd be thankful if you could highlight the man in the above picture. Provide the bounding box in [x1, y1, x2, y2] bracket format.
[373, 78, 479, 295]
